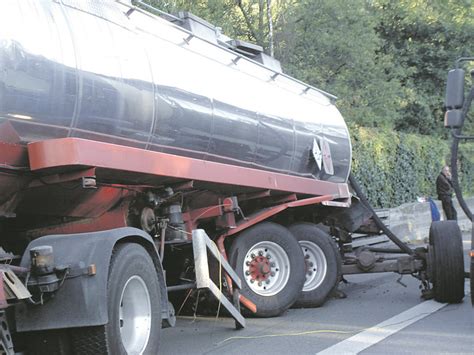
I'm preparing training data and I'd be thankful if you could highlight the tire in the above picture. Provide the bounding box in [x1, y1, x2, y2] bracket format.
[471, 253, 473, 306]
[289, 223, 341, 308]
[429, 221, 464, 303]
[71, 243, 162, 354]
[471, 230, 473, 306]
[228, 222, 305, 317]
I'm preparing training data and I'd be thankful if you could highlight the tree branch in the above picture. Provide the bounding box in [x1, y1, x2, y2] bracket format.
[236, 1, 259, 43]
[266, 0, 274, 57]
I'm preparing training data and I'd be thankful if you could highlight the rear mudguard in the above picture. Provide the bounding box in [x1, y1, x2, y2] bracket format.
[15, 227, 168, 332]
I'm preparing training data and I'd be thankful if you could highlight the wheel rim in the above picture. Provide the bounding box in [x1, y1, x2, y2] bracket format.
[119, 275, 152, 354]
[242, 241, 290, 296]
[299, 240, 327, 292]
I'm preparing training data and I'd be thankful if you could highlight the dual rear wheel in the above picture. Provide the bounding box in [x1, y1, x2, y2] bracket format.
[229, 222, 341, 317]
[290, 223, 341, 308]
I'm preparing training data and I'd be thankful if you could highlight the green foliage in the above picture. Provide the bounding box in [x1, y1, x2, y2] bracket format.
[277, 0, 404, 128]
[351, 126, 473, 208]
[350, 125, 399, 207]
[373, 0, 474, 134]
[459, 145, 474, 197]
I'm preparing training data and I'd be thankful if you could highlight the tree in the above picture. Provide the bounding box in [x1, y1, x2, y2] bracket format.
[234, 0, 276, 55]
[373, 0, 474, 134]
[276, 0, 404, 128]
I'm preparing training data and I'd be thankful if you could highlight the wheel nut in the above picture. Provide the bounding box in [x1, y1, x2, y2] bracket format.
[258, 282, 262, 286]
[251, 253, 255, 258]
[258, 251, 263, 256]
[309, 262, 314, 267]
[246, 261, 251, 266]
[250, 279, 255, 283]
[245, 271, 250, 276]
[267, 254, 271, 259]
[308, 271, 313, 276]
[266, 280, 270, 284]
[305, 254, 310, 259]
[270, 262, 275, 267]
[270, 272, 275, 277]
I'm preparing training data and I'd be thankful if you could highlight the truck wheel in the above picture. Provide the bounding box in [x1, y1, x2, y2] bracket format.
[289, 223, 341, 308]
[471, 245, 473, 306]
[429, 221, 464, 303]
[71, 243, 162, 354]
[470, 224, 474, 306]
[228, 222, 305, 317]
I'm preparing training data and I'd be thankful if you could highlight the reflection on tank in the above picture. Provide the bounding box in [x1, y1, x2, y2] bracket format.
[0, 0, 351, 182]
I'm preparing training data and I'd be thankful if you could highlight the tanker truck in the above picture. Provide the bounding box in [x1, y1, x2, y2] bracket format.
[0, 1, 466, 354]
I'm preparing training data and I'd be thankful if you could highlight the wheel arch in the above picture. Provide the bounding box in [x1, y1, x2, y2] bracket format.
[15, 227, 168, 333]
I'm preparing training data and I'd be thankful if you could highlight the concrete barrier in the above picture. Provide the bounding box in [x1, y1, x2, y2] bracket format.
[386, 197, 473, 244]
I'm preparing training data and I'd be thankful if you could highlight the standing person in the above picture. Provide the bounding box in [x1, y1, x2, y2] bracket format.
[436, 165, 457, 221]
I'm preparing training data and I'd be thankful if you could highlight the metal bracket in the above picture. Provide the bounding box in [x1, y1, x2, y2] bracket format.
[1, 269, 31, 301]
[192, 229, 245, 329]
[182, 34, 194, 45]
[270, 72, 280, 81]
[231, 56, 242, 65]
[81, 176, 97, 189]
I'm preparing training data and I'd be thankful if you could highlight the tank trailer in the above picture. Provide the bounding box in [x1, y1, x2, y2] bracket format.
[0, 1, 467, 353]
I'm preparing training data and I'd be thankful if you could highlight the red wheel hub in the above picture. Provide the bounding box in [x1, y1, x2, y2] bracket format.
[248, 256, 272, 281]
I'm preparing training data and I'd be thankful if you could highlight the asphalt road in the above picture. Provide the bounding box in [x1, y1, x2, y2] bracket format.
[161, 232, 473, 355]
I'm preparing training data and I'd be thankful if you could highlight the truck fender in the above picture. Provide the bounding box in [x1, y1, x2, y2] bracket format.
[15, 227, 168, 332]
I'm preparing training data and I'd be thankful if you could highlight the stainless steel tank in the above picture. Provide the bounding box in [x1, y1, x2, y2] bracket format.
[0, 0, 352, 183]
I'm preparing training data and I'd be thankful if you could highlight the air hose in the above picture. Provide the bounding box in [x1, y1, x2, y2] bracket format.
[349, 173, 414, 255]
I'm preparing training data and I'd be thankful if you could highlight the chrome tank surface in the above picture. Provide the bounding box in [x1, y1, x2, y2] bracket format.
[0, 0, 352, 183]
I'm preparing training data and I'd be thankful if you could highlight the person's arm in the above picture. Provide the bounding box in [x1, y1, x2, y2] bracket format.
[437, 174, 453, 196]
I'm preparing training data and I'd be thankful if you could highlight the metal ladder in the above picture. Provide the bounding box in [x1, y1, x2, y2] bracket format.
[192, 229, 245, 329]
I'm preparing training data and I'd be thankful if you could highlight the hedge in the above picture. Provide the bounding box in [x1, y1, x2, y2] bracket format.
[349, 125, 473, 208]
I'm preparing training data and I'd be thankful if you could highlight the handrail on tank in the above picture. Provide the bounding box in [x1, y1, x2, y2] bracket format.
[132, 0, 183, 23]
[116, 0, 338, 102]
